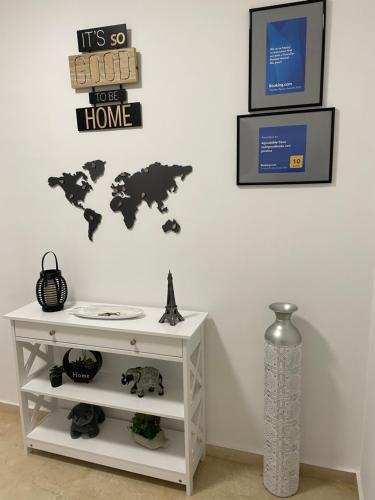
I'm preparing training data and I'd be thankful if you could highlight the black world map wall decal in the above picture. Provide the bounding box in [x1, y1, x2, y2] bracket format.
[48, 160, 106, 241]
[110, 163, 192, 230]
[48, 161, 192, 241]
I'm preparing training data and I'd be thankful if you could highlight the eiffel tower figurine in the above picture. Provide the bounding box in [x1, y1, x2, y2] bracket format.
[159, 271, 184, 326]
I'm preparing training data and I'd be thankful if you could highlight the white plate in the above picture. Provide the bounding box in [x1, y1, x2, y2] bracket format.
[69, 305, 144, 320]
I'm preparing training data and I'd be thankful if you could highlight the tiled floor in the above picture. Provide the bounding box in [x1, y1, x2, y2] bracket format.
[0, 404, 359, 500]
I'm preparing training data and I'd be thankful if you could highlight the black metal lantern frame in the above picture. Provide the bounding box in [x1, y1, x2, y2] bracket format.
[36, 251, 68, 312]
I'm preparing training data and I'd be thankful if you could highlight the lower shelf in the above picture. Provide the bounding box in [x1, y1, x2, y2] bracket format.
[27, 409, 186, 485]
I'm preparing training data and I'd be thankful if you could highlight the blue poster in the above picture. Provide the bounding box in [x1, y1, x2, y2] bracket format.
[265, 17, 307, 95]
[259, 124, 307, 174]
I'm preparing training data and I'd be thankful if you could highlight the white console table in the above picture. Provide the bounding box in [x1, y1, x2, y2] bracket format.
[5, 301, 207, 496]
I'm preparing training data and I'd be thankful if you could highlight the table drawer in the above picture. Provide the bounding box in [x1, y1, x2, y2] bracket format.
[15, 322, 182, 358]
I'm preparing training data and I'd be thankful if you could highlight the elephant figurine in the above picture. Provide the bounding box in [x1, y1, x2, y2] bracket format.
[121, 366, 164, 398]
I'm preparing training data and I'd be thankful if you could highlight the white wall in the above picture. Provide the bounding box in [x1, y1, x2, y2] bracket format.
[360, 272, 375, 499]
[1, 0, 374, 471]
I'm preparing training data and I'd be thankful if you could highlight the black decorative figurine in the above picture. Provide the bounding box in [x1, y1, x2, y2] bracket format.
[68, 403, 105, 439]
[36, 251, 68, 312]
[159, 271, 184, 326]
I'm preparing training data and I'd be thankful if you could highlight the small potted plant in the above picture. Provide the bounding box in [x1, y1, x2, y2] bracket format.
[63, 349, 102, 383]
[49, 365, 63, 387]
[129, 413, 168, 450]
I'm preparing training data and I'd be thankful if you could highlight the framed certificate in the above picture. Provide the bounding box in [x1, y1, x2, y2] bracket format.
[237, 108, 335, 185]
[249, 0, 326, 111]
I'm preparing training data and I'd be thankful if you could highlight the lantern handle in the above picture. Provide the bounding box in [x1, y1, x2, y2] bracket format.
[41, 251, 59, 272]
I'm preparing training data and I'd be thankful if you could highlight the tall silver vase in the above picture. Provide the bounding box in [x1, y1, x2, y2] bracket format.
[263, 303, 302, 497]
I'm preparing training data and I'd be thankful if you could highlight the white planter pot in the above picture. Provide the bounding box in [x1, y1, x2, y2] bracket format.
[132, 430, 169, 450]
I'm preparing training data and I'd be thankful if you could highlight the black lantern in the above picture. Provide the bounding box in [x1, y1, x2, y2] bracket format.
[36, 251, 68, 312]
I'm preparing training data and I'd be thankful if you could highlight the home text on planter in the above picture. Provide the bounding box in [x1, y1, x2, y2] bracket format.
[72, 371, 90, 380]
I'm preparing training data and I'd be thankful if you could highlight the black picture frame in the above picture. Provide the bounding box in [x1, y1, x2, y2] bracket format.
[249, 0, 326, 112]
[237, 108, 335, 186]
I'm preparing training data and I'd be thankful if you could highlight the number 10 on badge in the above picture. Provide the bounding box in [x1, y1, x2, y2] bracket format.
[290, 155, 304, 169]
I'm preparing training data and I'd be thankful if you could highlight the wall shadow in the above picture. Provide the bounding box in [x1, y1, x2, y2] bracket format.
[293, 316, 340, 469]
[203, 317, 263, 457]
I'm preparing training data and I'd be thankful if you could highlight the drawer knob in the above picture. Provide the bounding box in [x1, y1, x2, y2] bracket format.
[49, 330, 56, 336]
[130, 339, 136, 346]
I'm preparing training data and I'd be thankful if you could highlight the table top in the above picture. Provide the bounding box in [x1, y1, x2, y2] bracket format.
[4, 301, 208, 339]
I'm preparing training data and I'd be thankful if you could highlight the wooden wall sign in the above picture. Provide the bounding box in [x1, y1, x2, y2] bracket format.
[69, 48, 138, 89]
[89, 88, 127, 105]
[76, 103, 142, 131]
[77, 24, 127, 52]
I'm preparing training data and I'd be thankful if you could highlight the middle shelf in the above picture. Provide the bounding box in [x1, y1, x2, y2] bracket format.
[22, 371, 184, 420]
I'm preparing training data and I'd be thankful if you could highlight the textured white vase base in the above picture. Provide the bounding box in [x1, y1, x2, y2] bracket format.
[263, 480, 299, 498]
[264, 341, 302, 498]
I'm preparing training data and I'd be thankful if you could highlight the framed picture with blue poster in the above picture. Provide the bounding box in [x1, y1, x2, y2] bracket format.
[237, 108, 335, 185]
[249, 0, 326, 111]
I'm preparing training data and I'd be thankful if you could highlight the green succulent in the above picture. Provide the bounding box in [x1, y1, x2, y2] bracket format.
[49, 365, 63, 377]
[130, 413, 161, 440]
[71, 356, 97, 370]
